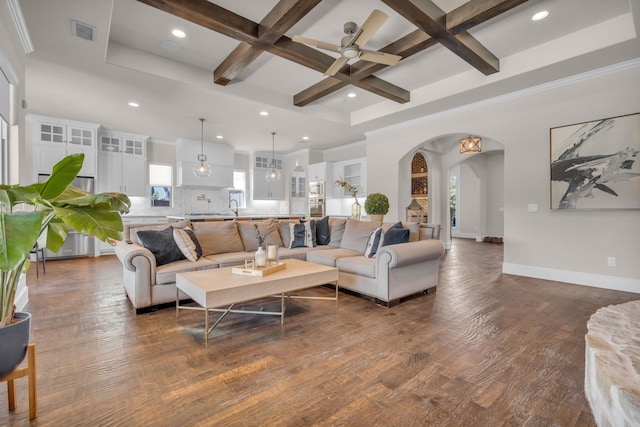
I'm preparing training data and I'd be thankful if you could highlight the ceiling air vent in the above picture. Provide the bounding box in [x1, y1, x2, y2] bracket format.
[71, 20, 96, 42]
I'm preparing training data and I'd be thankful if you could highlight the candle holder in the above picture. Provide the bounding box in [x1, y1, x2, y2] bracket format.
[266, 243, 279, 266]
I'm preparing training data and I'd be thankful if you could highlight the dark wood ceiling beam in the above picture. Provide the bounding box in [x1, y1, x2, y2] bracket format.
[294, 74, 410, 107]
[137, 0, 408, 104]
[214, 0, 322, 85]
[382, 0, 499, 75]
[294, 0, 529, 106]
[136, 0, 257, 42]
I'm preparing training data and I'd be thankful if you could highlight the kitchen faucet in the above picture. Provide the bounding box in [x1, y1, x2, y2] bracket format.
[229, 199, 239, 217]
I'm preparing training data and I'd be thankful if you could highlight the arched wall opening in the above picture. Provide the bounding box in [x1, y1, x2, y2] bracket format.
[397, 133, 504, 248]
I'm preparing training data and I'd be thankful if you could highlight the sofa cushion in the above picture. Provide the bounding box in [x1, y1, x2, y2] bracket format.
[204, 251, 254, 268]
[336, 256, 376, 279]
[328, 218, 347, 247]
[137, 227, 186, 266]
[192, 221, 244, 256]
[306, 247, 361, 267]
[315, 216, 330, 245]
[173, 228, 202, 262]
[155, 257, 218, 285]
[278, 220, 297, 248]
[237, 219, 283, 252]
[363, 227, 383, 258]
[340, 219, 380, 253]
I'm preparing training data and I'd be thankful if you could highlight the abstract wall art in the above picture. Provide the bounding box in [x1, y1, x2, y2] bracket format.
[550, 112, 640, 210]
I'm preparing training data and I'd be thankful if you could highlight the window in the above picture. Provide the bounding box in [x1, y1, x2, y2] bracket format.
[229, 170, 246, 208]
[149, 164, 172, 207]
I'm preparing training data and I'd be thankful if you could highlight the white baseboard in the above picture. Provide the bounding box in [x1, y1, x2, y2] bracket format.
[452, 232, 476, 239]
[503, 263, 640, 294]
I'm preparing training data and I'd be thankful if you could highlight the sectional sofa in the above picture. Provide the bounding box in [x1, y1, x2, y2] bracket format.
[114, 217, 445, 313]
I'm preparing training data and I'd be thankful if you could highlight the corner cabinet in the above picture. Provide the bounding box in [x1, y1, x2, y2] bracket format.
[253, 152, 284, 199]
[29, 115, 99, 179]
[290, 170, 306, 215]
[97, 131, 147, 197]
[332, 158, 366, 198]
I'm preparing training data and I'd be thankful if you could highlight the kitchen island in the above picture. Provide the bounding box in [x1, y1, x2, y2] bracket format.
[167, 214, 305, 222]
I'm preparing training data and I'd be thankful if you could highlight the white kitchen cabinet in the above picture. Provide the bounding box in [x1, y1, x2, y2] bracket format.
[29, 115, 99, 178]
[252, 152, 284, 199]
[333, 158, 366, 198]
[97, 131, 148, 196]
[175, 139, 233, 187]
[290, 171, 306, 215]
[307, 162, 333, 183]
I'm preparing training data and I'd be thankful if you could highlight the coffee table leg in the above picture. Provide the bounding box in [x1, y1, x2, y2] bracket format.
[204, 307, 209, 348]
[281, 293, 285, 324]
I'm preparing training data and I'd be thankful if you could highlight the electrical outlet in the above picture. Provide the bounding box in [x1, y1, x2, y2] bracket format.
[607, 257, 616, 267]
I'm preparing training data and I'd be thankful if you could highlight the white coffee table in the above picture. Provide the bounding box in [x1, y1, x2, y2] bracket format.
[176, 259, 339, 347]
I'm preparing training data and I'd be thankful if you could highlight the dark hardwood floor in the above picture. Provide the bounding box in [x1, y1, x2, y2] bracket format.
[1, 239, 636, 426]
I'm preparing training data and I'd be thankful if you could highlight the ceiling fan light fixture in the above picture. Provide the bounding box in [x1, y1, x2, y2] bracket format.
[341, 45, 360, 59]
[193, 118, 212, 177]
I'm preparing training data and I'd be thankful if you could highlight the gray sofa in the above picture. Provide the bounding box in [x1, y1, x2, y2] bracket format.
[114, 217, 444, 313]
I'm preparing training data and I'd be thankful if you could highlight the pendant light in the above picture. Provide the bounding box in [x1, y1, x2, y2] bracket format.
[193, 118, 212, 177]
[460, 135, 482, 154]
[265, 131, 281, 182]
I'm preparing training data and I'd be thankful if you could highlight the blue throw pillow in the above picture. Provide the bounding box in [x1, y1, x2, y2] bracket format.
[314, 216, 330, 245]
[137, 226, 186, 266]
[299, 219, 317, 247]
[382, 227, 410, 247]
[289, 223, 307, 248]
[363, 227, 382, 258]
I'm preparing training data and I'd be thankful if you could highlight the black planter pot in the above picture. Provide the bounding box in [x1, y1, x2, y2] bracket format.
[0, 312, 31, 378]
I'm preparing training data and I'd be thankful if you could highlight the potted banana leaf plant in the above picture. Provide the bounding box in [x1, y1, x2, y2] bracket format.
[0, 153, 130, 377]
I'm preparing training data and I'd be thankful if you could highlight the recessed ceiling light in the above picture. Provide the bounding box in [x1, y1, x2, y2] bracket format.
[347, 92, 357, 98]
[171, 29, 186, 38]
[259, 111, 269, 116]
[531, 11, 549, 21]
[128, 102, 139, 108]
[216, 135, 223, 139]
[302, 136, 310, 140]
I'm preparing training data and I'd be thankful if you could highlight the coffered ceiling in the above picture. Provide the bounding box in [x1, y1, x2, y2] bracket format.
[16, 0, 639, 153]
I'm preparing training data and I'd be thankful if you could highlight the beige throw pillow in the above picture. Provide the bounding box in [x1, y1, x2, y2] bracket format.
[339, 219, 381, 253]
[192, 221, 244, 256]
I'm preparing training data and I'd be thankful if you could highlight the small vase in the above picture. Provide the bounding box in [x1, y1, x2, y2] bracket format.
[351, 200, 362, 221]
[255, 245, 266, 268]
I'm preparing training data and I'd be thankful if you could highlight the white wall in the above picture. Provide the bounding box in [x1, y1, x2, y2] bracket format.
[366, 62, 640, 292]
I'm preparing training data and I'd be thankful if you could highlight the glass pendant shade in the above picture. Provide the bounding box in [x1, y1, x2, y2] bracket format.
[194, 156, 212, 177]
[193, 118, 212, 177]
[265, 131, 281, 182]
[265, 165, 281, 182]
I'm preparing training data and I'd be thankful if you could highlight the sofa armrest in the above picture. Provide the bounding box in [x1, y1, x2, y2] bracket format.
[377, 239, 444, 269]
[114, 240, 157, 274]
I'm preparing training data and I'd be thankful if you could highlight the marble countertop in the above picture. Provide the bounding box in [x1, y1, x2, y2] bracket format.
[168, 214, 305, 220]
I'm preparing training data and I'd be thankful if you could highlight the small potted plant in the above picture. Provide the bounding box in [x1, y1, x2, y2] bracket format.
[0, 153, 130, 377]
[364, 193, 390, 223]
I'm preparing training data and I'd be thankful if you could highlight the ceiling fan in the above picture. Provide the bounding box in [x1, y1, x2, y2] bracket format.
[292, 9, 402, 77]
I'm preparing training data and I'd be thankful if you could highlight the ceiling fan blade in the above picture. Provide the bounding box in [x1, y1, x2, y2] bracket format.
[359, 50, 402, 66]
[325, 56, 349, 76]
[292, 35, 341, 53]
[354, 9, 388, 48]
